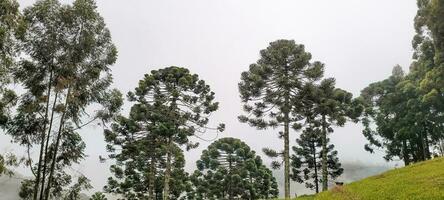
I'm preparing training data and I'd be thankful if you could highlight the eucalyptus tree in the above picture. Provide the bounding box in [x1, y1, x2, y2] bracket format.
[127, 66, 224, 200]
[104, 102, 190, 200]
[301, 78, 355, 191]
[7, 0, 122, 199]
[0, 0, 22, 177]
[0, 0, 22, 127]
[291, 125, 343, 193]
[238, 39, 324, 199]
[360, 65, 442, 164]
[190, 137, 278, 200]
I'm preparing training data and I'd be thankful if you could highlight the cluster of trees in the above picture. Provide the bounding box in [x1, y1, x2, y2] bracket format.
[1, 0, 444, 200]
[360, 0, 444, 166]
[238, 40, 361, 198]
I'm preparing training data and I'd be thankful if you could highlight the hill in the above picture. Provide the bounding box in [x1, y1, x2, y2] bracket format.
[295, 157, 444, 200]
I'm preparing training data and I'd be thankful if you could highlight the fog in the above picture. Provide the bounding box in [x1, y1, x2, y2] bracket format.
[2, 0, 417, 196]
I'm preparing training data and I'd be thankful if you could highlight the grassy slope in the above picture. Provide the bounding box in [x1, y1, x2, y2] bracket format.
[294, 157, 444, 200]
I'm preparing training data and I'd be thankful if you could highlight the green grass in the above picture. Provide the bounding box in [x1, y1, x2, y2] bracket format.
[289, 157, 444, 200]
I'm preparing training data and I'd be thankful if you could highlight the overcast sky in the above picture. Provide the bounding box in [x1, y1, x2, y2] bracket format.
[5, 0, 418, 195]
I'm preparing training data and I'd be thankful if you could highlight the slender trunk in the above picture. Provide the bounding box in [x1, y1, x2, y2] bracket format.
[44, 87, 71, 200]
[163, 137, 172, 200]
[148, 150, 156, 200]
[321, 114, 328, 191]
[312, 141, 319, 194]
[419, 131, 426, 161]
[39, 91, 59, 200]
[228, 154, 233, 200]
[33, 70, 53, 200]
[423, 125, 431, 159]
[402, 140, 410, 166]
[283, 111, 290, 199]
[440, 140, 444, 157]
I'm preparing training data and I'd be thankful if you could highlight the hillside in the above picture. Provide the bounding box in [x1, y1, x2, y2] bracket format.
[296, 157, 444, 200]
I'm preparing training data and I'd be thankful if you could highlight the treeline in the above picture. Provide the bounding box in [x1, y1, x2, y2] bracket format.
[359, 0, 444, 165]
[0, 0, 443, 200]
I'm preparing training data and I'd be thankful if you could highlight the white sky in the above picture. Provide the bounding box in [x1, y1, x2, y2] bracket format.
[5, 0, 417, 196]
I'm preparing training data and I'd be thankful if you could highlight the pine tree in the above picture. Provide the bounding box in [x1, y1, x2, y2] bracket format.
[238, 40, 324, 199]
[104, 103, 190, 200]
[301, 78, 356, 191]
[6, 0, 122, 199]
[190, 137, 278, 200]
[127, 66, 224, 200]
[291, 125, 343, 193]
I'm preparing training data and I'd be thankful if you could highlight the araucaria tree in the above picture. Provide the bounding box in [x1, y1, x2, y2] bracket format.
[238, 39, 324, 198]
[6, 0, 122, 199]
[104, 103, 190, 200]
[291, 124, 343, 193]
[190, 137, 278, 200]
[301, 78, 356, 191]
[110, 66, 224, 200]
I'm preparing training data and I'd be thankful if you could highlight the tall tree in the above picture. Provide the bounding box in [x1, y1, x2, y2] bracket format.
[6, 0, 122, 199]
[126, 66, 224, 200]
[104, 103, 190, 200]
[302, 78, 356, 191]
[238, 39, 324, 199]
[360, 65, 443, 164]
[0, 0, 22, 127]
[190, 137, 278, 200]
[291, 124, 343, 193]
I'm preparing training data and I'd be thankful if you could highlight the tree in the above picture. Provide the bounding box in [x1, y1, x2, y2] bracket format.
[127, 66, 224, 200]
[302, 78, 356, 191]
[238, 39, 324, 199]
[90, 192, 108, 200]
[0, 0, 22, 177]
[291, 124, 343, 193]
[104, 104, 190, 200]
[0, 0, 22, 126]
[360, 65, 442, 164]
[190, 137, 278, 200]
[6, 0, 122, 199]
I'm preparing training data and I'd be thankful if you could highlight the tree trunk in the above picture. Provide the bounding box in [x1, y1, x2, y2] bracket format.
[163, 137, 172, 200]
[228, 153, 233, 200]
[402, 140, 410, 166]
[312, 141, 319, 194]
[39, 91, 59, 200]
[283, 111, 290, 199]
[44, 87, 71, 200]
[321, 114, 328, 191]
[423, 125, 431, 160]
[148, 156, 156, 200]
[33, 70, 53, 200]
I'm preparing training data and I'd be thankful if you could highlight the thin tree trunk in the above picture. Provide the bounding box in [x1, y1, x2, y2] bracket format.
[284, 111, 290, 199]
[312, 141, 319, 194]
[321, 114, 328, 191]
[148, 135, 156, 200]
[423, 125, 431, 159]
[39, 91, 59, 200]
[402, 140, 410, 166]
[33, 70, 53, 200]
[44, 87, 71, 200]
[163, 137, 172, 200]
[228, 154, 233, 200]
